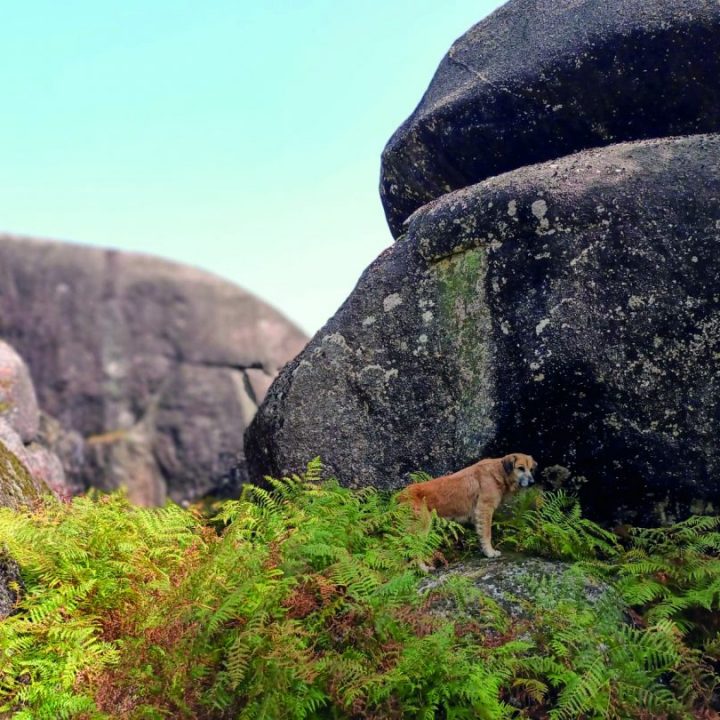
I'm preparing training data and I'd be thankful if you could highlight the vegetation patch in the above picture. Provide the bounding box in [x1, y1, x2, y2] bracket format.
[0, 460, 717, 719]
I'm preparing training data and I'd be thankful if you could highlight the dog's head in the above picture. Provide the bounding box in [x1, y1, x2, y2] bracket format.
[502, 453, 538, 490]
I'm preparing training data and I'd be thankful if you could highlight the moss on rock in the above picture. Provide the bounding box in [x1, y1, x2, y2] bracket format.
[435, 247, 497, 459]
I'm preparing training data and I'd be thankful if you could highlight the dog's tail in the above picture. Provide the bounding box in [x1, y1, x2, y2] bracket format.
[397, 487, 433, 533]
[396, 489, 435, 573]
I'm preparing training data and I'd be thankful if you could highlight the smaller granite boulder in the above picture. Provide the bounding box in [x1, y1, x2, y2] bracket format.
[0, 342, 68, 499]
[36, 413, 86, 497]
[0, 340, 39, 443]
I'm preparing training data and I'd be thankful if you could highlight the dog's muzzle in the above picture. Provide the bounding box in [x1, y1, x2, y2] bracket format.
[520, 475, 534, 488]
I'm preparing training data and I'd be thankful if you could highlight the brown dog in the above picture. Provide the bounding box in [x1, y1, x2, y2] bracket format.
[399, 453, 537, 558]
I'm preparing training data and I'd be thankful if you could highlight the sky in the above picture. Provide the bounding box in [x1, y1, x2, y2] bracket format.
[0, 0, 504, 336]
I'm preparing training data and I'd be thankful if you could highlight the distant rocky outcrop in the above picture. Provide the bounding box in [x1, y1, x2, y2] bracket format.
[0, 236, 307, 505]
[380, 0, 720, 237]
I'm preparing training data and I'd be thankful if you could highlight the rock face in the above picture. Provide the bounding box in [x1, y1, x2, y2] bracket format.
[247, 134, 720, 524]
[0, 236, 307, 504]
[380, 0, 720, 237]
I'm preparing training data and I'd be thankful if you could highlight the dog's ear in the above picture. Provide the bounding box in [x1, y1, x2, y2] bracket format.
[531, 458, 538, 473]
[502, 455, 516, 475]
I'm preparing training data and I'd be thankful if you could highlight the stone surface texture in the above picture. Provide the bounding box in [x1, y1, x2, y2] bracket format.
[381, 0, 720, 236]
[0, 235, 307, 504]
[247, 134, 720, 523]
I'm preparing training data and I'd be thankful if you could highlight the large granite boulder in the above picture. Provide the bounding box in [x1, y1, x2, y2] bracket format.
[0, 236, 307, 504]
[247, 134, 720, 524]
[381, 0, 720, 237]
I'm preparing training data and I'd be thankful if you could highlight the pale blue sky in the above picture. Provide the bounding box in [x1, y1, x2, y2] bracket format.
[0, 1, 503, 334]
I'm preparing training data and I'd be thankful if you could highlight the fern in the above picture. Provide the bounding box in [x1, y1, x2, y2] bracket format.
[0, 466, 718, 718]
[496, 489, 621, 561]
[613, 515, 720, 641]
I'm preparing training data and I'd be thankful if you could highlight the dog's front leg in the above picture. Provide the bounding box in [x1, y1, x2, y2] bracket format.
[474, 502, 501, 558]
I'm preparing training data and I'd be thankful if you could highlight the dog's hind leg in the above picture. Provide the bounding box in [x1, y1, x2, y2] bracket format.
[473, 502, 501, 558]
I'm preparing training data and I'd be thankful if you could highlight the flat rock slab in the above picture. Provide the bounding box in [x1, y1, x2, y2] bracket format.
[0, 236, 307, 503]
[381, 0, 720, 236]
[419, 553, 612, 618]
[247, 134, 720, 524]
